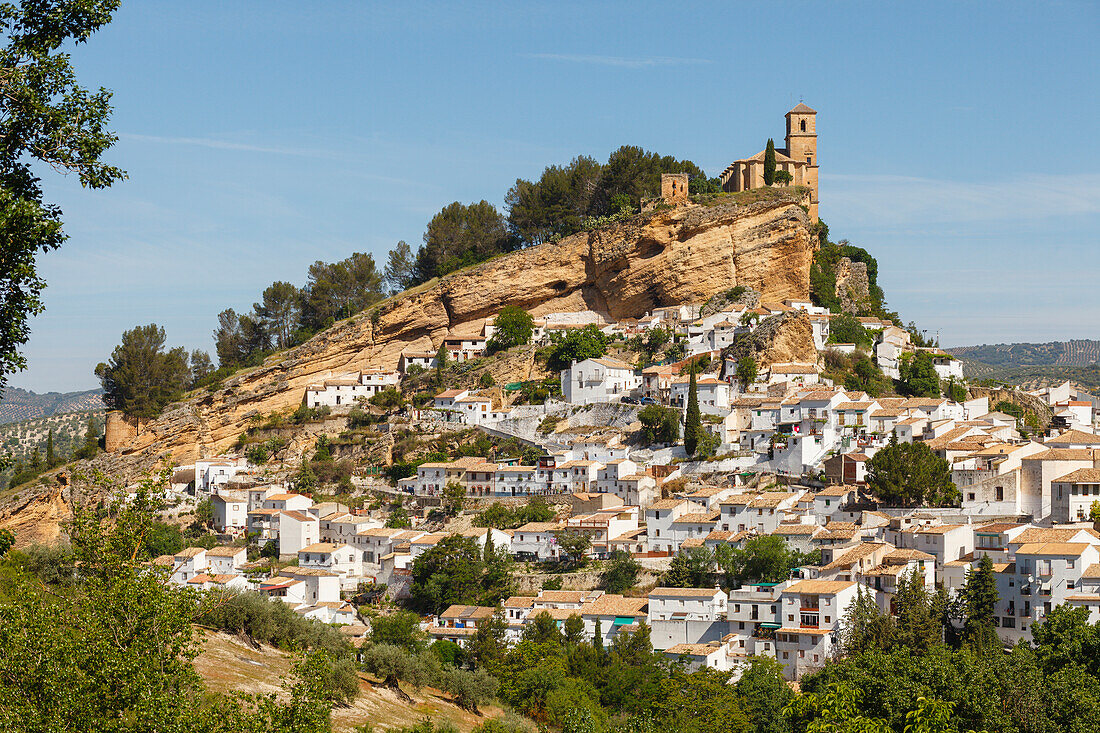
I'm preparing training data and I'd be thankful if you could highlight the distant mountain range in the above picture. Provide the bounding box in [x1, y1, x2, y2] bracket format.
[0, 387, 105, 425]
[947, 340, 1100, 391]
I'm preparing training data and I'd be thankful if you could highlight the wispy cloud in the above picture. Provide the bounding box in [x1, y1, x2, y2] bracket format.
[522, 53, 711, 69]
[824, 172, 1100, 226]
[120, 133, 342, 160]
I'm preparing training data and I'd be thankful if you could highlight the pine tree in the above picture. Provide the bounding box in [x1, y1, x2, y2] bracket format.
[894, 569, 938, 652]
[763, 139, 777, 186]
[75, 417, 99, 460]
[684, 367, 701, 456]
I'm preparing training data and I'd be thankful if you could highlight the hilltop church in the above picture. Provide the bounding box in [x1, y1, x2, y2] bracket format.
[720, 103, 819, 222]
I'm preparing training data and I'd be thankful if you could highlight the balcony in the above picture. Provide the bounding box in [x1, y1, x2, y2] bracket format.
[799, 613, 820, 629]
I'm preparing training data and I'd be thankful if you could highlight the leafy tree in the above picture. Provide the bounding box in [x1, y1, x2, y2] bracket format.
[213, 308, 271, 369]
[554, 529, 592, 569]
[684, 369, 701, 456]
[841, 583, 896, 654]
[468, 609, 509, 669]
[416, 200, 514, 282]
[96, 324, 191, 419]
[1091, 500, 1100, 524]
[763, 139, 777, 186]
[865, 434, 958, 506]
[0, 0, 125, 393]
[371, 610, 425, 651]
[736, 356, 758, 390]
[638, 404, 680, 445]
[383, 239, 418, 294]
[410, 534, 485, 614]
[632, 326, 670, 365]
[488, 305, 534, 353]
[901, 352, 941, 398]
[719, 535, 814, 584]
[663, 546, 714, 587]
[522, 610, 562, 645]
[736, 657, 794, 733]
[386, 506, 411, 528]
[254, 281, 302, 349]
[294, 460, 318, 493]
[773, 169, 793, 185]
[962, 555, 999, 653]
[0, 528, 13, 556]
[435, 343, 449, 386]
[843, 355, 889, 398]
[601, 550, 640, 594]
[828, 313, 872, 348]
[479, 531, 515, 607]
[192, 499, 213, 530]
[544, 324, 608, 372]
[442, 481, 467, 515]
[370, 387, 404, 410]
[945, 377, 967, 404]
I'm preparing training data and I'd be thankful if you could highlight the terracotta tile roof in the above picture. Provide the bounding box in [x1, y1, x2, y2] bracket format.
[650, 587, 722, 598]
[671, 511, 720, 524]
[815, 485, 855, 497]
[504, 596, 536, 608]
[1012, 528, 1100, 545]
[648, 499, 687, 510]
[1082, 563, 1100, 579]
[205, 546, 246, 557]
[749, 492, 801, 508]
[665, 642, 723, 656]
[785, 580, 857, 595]
[1015, 542, 1093, 556]
[581, 594, 648, 616]
[537, 590, 589, 604]
[1054, 468, 1100, 483]
[1023, 449, 1100, 462]
[1046, 430, 1100, 445]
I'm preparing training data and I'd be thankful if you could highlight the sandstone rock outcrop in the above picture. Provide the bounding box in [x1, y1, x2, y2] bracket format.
[835, 256, 871, 314]
[721, 311, 818, 368]
[0, 193, 815, 529]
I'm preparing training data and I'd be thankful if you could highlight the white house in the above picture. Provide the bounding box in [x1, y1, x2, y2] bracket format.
[298, 542, 363, 590]
[210, 492, 248, 533]
[278, 510, 321, 557]
[776, 580, 859, 679]
[561, 358, 641, 405]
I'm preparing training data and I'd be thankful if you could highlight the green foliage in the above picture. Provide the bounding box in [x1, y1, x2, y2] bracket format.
[663, 546, 714, 587]
[416, 200, 515, 282]
[809, 228, 891, 320]
[0, 472, 342, 732]
[717, 535, 817, 585]
[409, 534, 513, 614]
[0, 0, 125, 392]
[763, 139, 777, 186]
[442, 481, 467, 515]
[144, 520, 183, 557]
[370, 387, 404, 410]
[684, 369, 701, 456]
[505, 155, 603, 245]
[474, 498, 555, 529]
[370, 610, 426, 651]
[993, 400, 1025, 419]
[773, 169, 794, 185]
[554, 529, 592, 569]
[479, 370, 495, 388]
[736, 355, 758, 389]
[545, 325, 609, 372]
[96, 324, 191, 419]
[962, 555, 999, 654]
[386, 506, 412, 528]
[865, 435, 958, 506]
[0, 528, 13, 557]
[300, 252, 385, 331]
[842, 356, 891, 398]
[601, 550, 641, 594]
[945, 377, 967, 403]
[488, 305, 535, 353]
[900, 352, 941, 398]
[630, 326, 670, 365]
[638, 404, 680, 445]
[383, 239, 418, 294]
[828, 313, 873, 349]
[1091, 500, 1100, 524]
[73, 416, 101, 460]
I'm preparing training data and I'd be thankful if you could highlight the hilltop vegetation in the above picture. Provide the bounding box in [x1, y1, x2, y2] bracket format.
[0, 387, 103, 424]
[948, 340, 1100, 390]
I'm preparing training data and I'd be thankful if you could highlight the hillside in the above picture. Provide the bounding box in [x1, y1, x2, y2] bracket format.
[947, 339, 1100, 368]
[195, 630, 522, 732]
[0, 410, 101, 487]
[0, 387, 103, 424]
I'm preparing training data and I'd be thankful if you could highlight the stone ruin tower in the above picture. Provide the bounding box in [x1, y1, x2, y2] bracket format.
[661, 173, 690, 205]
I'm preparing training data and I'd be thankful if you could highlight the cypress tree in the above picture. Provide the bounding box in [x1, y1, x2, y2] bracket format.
[684, 367, 701, 456]
[45, 429, 57, 467]
[763, 139, 777, 186]
[963, 554, 1000, 653]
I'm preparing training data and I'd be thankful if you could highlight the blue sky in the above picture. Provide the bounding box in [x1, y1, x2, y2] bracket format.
[20, 0, 1100, 392]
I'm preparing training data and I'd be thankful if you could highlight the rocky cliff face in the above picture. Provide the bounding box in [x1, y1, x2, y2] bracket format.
[721, 311, 819, 368]
[0, 194, 815, 533]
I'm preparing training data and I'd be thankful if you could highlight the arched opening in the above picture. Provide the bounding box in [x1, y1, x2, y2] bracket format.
[800, 119, 806, 132]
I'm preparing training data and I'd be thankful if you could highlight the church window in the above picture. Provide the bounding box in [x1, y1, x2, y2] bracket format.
[806, 156, 812, 164]
[800, 119, 806, 132]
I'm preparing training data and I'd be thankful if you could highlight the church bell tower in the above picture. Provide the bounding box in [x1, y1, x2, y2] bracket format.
[785, 103, 818, 221]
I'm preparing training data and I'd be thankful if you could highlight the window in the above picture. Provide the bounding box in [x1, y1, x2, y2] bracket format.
[800, 120, 806, 132]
